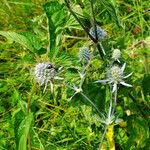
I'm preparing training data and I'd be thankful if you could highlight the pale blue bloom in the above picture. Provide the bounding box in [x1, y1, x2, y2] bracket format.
[89, 25, 106, 40]
[34, 62, 63, 93]
[95, 63, 132, 92]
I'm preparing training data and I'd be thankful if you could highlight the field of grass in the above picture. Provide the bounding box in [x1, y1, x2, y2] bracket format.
[0, 0, 150, 150]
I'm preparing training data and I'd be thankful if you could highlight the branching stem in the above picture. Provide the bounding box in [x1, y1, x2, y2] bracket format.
[80, 92, 105, 118]
[98, 85, 117, 150]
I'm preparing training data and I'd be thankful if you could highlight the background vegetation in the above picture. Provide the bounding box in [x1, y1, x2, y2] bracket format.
[0, 0, 150, 150]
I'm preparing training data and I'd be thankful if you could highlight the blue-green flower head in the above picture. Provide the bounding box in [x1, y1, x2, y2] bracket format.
[78, 46, 92, 63]
[95, 63, 133, 92]
[89, 25, 106, 40]
[112, 49, 121, 62]
[108, 65, 123, 84]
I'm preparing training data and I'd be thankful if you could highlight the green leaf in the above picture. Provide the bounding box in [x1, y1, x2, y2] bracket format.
[0, 31, 42, 53]
[43, 2, 58, 59]
[43, 1, 66, 59]
[0, 31, 34, 52]
[18, 112, 33, 150]
[21, 32, 42, 50]
[100, 0, 122, 27]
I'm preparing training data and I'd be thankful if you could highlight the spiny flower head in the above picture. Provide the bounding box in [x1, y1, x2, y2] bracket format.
[107, 65, 123, 84]
[34, 62, 56, 86]
[34, 62, 63, 93]
[78, 46, 92, 63]
[95, 63, 133, 92]
[89, 25, 106, 40]
[112, 49, 121, 62]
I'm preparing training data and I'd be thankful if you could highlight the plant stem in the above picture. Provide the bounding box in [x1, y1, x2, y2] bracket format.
[64, 0, 105, 60]
[80, 92, 105, 118]
[111, 88, 117, 116]
[89, 0, 104, 60]
[64, 0, 97, 43]
[28, 133, 32, 150]
[143, 53, 150, 74]
[108, 85, 113, 120]
[98, 85, 115, 150]
[98, 125, 108, 150]
[90, 0, 98, 40]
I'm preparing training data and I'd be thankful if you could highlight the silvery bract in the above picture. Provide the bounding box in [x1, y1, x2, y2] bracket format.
[112, 49, 121, 62]
[34, 62, 63, 93]
[99, 42, 106, 55]
[78, 46, 92, 63]
[95, 63, 132, 93]
[89, 25, 106, 41]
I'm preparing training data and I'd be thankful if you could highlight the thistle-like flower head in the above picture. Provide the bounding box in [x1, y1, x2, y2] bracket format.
[78, 46, 92, 63]
[34, 62, 63, 93]
[34, 63, 56, 85]
[112, 49, 121, 62]
[95, 63, 133, 92]
[89, 25, 106, 40]
[108, 65, 123, 84]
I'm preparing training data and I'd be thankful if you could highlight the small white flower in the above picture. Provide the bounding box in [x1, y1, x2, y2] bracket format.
[34, 62, 63, 93]
[112, 49, 121, 62]
[95, 63, 132, 92]
[89, 25, 106, 41]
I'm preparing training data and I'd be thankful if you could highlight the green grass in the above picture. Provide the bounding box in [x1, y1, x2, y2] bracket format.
[0, 0, 150, 150]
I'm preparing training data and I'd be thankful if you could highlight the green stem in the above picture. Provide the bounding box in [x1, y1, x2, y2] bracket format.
[98, 125, 108, 150]
[64, 0, 97, 43]
[89, 0, 105, 60]
[143, 53, 150, 74]
[108, 85, 113, 120]
[64, 0, 105, 60]
[80, 92, 105, 118]
[111, 87, 117, 116]
[98, 85, 114, 150]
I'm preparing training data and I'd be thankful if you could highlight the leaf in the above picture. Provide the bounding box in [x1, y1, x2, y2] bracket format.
[33, 128, 45, 150]
[43, 1, 67, 59]
[100, 0, 122, 27]
[21, 32, 42, 50]
[43, 2, 59, 59]
[0, 31, 34, 52]
[18, 112, 33, 150]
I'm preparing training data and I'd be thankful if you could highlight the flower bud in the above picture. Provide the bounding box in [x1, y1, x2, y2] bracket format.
[112, 49, 121, 61]
[78, 46, 92, 63]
